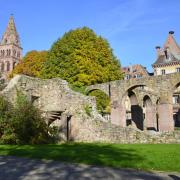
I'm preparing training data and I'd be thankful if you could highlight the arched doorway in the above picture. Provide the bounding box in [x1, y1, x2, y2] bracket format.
[87, 89, 110, 120]
[129, 91, 144, 130]
[123, 91, 144, 130]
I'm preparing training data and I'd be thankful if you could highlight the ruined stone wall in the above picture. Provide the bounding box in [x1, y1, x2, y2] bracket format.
[74, 116, 180, 143]
[1, 75, 180, 143]
[87, 73, 180, 132]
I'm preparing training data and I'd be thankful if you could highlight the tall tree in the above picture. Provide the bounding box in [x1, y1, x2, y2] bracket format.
[41, 27, 123, 86]
[9, 50, 48, 78]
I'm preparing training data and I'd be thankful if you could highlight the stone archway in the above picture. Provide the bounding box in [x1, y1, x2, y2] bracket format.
[87, 89, 111, 120]
[128, 91, 144, 130]
[143, 95, 157, 131]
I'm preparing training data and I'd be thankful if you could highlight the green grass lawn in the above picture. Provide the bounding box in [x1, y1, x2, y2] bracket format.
[0, 143, 179, 172]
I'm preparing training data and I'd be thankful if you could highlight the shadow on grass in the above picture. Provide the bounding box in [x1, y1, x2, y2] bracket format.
[0, 143, 143, 168]
[0, 143, 170, 180]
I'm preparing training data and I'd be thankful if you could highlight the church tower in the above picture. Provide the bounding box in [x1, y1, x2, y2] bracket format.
[0, 15, 22, 77]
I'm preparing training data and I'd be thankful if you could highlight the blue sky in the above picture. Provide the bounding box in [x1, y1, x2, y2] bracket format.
[0, 0, 180, 72]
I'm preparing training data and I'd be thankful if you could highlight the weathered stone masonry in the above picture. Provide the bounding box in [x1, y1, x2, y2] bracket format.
[1, 75, 180, 143]
[87, 73, 180, 132]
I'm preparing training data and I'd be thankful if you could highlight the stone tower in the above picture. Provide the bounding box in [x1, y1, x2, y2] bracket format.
[0, 15, 22, 78]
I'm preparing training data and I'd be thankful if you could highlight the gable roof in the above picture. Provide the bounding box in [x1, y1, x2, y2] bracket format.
[152, 31, 180, 67]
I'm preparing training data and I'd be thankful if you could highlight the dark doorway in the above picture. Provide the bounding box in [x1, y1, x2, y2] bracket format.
[128, 91, 144, 131]
[66, 115, 72, 141]
[131, 105, 144, 130]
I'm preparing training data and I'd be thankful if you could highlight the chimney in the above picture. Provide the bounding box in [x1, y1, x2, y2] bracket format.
[169, 31, 174, 35]
[155, 46, 163, 57]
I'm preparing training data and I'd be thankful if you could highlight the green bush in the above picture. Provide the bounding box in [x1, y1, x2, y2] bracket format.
[88, 90, 110, 115]
[84, 105, 92, 117]
[0, 94, 57, 144]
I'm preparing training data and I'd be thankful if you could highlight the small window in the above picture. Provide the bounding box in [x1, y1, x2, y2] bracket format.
[173, 95, 180, 104]
[125, 74, 131, 80]
[161, 69, 166, 75]
[176, 67, 180, 73]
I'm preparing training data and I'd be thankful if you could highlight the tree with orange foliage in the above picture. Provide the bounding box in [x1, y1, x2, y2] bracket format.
[9, 50, 47, 78]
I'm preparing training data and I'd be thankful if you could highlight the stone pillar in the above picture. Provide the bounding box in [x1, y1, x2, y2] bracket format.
[157, 93, 174, 132]
[145, 106, 156, 130]
[111, 100, 126, 127]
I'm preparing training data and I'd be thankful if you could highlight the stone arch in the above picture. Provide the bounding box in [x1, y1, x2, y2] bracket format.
[173, 82, 180, 91]
[86, 87, 110, 97]
[122, 85, 146, 100]
[87, 89, 111, 120]
[122, 90, 144, 130]
[143, 95, 157, 131]
[129, 91, 144, 130]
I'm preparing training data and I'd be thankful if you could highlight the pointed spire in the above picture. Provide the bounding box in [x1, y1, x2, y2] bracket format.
[163, 31, 180, 55]
[0, 15, 21, 46]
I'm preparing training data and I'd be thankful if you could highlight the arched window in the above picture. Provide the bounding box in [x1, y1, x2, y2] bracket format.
[1, 63, 4, 72]
[13, 50, 16, 56]
[7, 61, 10, 71]
[17, 52, 20, 58]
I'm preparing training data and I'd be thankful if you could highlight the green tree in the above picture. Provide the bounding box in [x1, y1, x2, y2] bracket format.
[0, 94, 57, 144]
[9, 50, 48, 78]
[88, 90, 110, 114]
[41, 27, 123, 86]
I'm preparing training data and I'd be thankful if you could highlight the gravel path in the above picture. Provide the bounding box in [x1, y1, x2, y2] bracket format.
[0, 156, 179, 180]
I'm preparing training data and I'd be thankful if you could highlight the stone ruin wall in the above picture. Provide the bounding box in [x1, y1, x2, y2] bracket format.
[1, 75, 180, 143]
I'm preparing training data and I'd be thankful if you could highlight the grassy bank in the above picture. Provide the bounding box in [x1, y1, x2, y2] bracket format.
[0, 143, 179, 172]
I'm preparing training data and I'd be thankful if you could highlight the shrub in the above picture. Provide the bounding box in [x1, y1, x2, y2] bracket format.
[84, 105, 92, 117]
[0, 94, 57, 144]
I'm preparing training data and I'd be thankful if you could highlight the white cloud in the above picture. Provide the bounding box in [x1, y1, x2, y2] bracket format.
[97, 0, 170, 37]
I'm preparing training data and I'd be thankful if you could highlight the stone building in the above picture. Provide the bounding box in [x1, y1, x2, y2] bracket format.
[122, 64, 150, 80]
[87, 72, 180, 132]
[152, 31, 180, 75]
[152, 31, 180, 127]
[0, 15, 22, 78]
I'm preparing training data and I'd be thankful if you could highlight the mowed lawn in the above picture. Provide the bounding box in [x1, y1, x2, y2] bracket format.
[0, 143, 179, 172]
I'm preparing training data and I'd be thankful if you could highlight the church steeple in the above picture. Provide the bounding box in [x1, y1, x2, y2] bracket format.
[0, 15, 22, 78]
[0, 15, 21, 47]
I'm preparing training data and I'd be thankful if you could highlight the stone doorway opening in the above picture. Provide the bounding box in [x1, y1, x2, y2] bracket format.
[125, 91, 144, 130]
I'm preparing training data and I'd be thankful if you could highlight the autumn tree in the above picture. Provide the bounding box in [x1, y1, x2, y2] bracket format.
[9, 50, 48, 78]
[41, 27, 123, 86]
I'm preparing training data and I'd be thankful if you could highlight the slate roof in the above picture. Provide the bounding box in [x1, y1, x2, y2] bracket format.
[152, 32, 180, 67]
